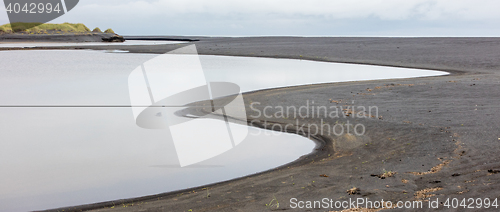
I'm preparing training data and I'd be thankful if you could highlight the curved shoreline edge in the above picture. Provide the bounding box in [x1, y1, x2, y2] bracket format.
[35, 61, 453, 212]
[38, 123, 332, 212]
[38, 74, 457, 212]
[14, 37, 500, 212]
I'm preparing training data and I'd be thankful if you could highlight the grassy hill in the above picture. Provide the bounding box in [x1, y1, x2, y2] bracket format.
[0, 23, 114, 35]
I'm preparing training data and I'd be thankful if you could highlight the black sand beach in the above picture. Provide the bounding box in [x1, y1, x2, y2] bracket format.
[0, 33, 117, 43]
[7, 37, 500, 211]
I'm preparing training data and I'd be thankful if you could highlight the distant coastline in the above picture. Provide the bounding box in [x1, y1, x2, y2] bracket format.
[0, 22, 121, 43]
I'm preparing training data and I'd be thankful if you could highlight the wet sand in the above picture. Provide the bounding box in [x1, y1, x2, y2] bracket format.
[0, 33, 117, 43]
[25, 37, 500, 212]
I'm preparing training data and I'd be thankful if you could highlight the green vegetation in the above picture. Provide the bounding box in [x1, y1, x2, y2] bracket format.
[92, 27, 102, 33]
[265, 196, 279, 209]
[104, 28, 115, 34]
[0, 22, 91, 34]
[0, 24, 11, 33]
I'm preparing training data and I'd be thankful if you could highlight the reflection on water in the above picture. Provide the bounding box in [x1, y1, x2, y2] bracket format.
[0, 50, 448, 106]
[0, 108, 313, 212]
[0, 50, 447, 211]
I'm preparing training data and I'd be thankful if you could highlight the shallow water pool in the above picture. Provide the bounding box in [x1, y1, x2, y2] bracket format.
[0, 49, 447, 211]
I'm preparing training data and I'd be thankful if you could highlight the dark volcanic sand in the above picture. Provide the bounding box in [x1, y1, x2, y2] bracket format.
[0, 33, 116, 43]
[26, 37, 500, 212]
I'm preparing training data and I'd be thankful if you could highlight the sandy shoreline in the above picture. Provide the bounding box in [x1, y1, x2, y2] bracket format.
[15, 37, 500, 211]
[0, 33, 117, 43]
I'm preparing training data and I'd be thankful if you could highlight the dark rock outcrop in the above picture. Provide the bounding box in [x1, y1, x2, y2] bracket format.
[102, 34, 125, 42]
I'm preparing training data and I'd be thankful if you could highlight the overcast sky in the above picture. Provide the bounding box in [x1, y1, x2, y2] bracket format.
[1, 0, 500, 36]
